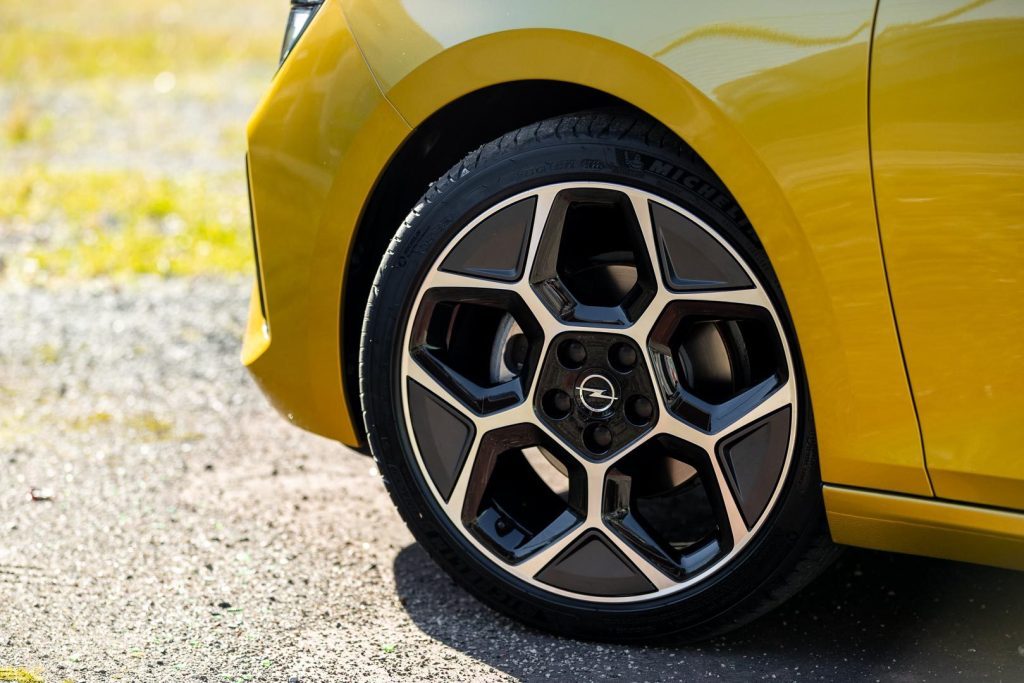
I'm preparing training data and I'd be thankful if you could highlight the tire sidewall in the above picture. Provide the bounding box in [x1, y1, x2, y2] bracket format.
[361, 130, 824, 640]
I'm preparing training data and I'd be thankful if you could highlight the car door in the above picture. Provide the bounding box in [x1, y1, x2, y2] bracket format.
[871, 0, 1024, 509]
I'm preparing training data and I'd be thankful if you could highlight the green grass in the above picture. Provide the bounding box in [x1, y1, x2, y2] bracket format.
[0, 0, 275, 282]
[2, 170, 253, 280]
[0, 668, 45, 683]
[0, 0, 279, 82]
[1, 28, 277, 82]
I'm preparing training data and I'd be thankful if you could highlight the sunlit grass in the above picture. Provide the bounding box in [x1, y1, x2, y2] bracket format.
[0, 0, 279, 82]
[1, 29, 278, 82]
[3, 100, 54, 146]
[2, 170, 253, 280]
[0, 0, 274, 282]
[70, 410, 185, 441]
[0, 667, 45, 683]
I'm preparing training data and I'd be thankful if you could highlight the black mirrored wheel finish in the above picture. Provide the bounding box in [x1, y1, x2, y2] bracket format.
[535, 529, 656, 597]
[529, 188, 657, 327]
[441, 196, 536, 282]
[406, 379, 476, 501]
[534, 332, 657, 461]
[650, 201, 753, 291]
[399, 182, 798, 602]
[461, 424, 586, 563]
[604, 435, 732, 581]
[648, 300, 789, 434]
[408, 288, 545, 415]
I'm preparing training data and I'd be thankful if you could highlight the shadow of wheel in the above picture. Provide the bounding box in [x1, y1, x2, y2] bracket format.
[392, 543, 1024, 679]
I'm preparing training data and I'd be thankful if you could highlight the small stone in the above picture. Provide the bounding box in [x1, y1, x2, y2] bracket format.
[28, 487, 54, 501]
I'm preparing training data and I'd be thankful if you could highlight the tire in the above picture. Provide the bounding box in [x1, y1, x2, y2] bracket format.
[360, 109, 839, 642]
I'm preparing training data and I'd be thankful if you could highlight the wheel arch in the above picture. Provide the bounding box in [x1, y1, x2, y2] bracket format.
[343, 80, 667, 446]
[339, 25, 929, 500]
[341, 30, 807, 447]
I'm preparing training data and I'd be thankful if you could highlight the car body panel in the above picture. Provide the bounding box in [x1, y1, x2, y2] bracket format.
[243, 1, 411, 443]
[825, 485, 1024, 571]
[871, 0, 1024, 510]
[244, 0, 1023, 570]
[341, 0, 930, 494]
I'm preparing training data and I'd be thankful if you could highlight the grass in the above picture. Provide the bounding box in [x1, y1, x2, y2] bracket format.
[0, 0, 279, 83]
[2, 170, 253, 280]
[0, 668, 44, 683]
[0, 0, 276, 283]
[34, 343, 61, 364]
[1, 29, 275, 83]
[71, 410, 180, 441]
[3, 100, 54, 146]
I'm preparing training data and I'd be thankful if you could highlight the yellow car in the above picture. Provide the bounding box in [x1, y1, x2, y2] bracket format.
[243, 0, 1024, 640]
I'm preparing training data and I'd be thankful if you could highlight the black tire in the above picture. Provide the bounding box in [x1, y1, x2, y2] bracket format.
[360, 110, 839, 642]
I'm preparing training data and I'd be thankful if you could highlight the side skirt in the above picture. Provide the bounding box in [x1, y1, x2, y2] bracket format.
[825, 486, 1024, 571]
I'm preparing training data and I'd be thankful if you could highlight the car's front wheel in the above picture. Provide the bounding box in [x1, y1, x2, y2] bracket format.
[360, 110, 838, 641]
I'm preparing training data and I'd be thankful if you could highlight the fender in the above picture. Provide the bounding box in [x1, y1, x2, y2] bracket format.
[342, 3, 930, 496]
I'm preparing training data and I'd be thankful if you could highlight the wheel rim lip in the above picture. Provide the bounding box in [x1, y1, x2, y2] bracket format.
[397, 180, 799, 604]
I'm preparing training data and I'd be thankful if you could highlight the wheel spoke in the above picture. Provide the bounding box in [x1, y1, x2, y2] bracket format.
[666, 287, 768, 308]
[714, 377, 794, 439]
[583, 461, 607, 523]
[473, 400, 536, 433]
[443, 429, 486, 521]
[629, 192, 664, 286]
[516, 189, 581, 335]
[405, 356, 469, 414]
[424, 269, 519, 291]
[518, 186, 560, 280]
[401, 376, 539, 516]
[514, 522, 589, 578]
[406, 353, 526, 417]
[400, 181, 799, 603]
[705, 440, 751, 546]
[443, 416, 537, 523]
[601, 527, 677, 591]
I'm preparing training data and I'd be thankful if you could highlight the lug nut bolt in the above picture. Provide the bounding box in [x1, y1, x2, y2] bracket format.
[610, 342, 637, 372]
[626, 395, 654, 425]
[558, 339, 587, 368]
[543, 389, 572, 419]
[584, 423, 613, 453]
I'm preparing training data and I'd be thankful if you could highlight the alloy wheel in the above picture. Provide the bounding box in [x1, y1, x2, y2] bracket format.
[400, 182, 797, 601]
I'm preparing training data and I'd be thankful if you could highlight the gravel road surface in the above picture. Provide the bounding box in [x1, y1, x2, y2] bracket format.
[1, 278, 1023, 682]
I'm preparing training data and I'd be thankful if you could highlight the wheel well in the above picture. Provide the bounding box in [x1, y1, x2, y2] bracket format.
[342, 80, 639, 445]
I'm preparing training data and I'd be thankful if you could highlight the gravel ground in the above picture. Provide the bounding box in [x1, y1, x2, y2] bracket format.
[1, 277, 1023, 682]
[0, 76, 260, 176]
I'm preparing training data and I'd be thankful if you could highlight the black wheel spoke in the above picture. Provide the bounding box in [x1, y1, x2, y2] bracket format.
[530, 187, 658, 327]
[408, 287, 545, 415]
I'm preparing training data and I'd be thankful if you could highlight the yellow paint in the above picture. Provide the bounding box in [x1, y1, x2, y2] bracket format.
[652, 20, 872, 56]
[872, 0, 1024, 509]
[825, 486, 1024, 571]
[343, 0, 930, 493]
[243, 0, 1024, 573]
[247, 0, 930, 492]
[242, 1, 410, 443]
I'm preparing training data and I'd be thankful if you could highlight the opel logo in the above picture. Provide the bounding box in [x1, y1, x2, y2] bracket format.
[577, 373, 618, 413]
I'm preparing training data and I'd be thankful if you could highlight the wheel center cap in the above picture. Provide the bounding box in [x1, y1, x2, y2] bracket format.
[576, 373, 618, 413]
